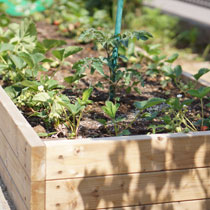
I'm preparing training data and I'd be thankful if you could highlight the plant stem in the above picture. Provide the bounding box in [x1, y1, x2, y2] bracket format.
[52, 60, 63, 77]
[75, 111, 83, 138]
[0, 55, 7, 65]
[181, 115, 197, 132]
[201, 98, 204, 127]
[109, 47, 118, 101]
[113, 120, 119, 136]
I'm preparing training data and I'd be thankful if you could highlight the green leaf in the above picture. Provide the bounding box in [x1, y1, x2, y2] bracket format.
[174, 65, 182, 77]
[0, 14, 10, 27]
[115, 70, 124, 82]
[91, 60, 105, 76]
[33, 92, 50, 102]
[19, 52, 34, 68]
[50, 99, 63, 118]
[21, 80, 39, 90]
[82, 87, 93, 102]
[165, 53, 179, 63]
[134, 87, 141, 95]
[162, 65, 174, 78]
[38, 132, 57, 137]
[4, 86, 21, 99]
[64, 74, 85, 84]
[166, 98, 182, 111]
[118, 129, 131, 136]
[42, 39, 66, 50]
[11, 20, 37, 51]
[20, 20, 37, 40]
[188, 87, 210, 99]
[97, 119, 107, 125]
[133, 31, 153, 41]
[134, 97, 165, 110]
[102, 101, 120, 119]
[0, 64, 8, 72]
[33, 53, 45, 63]
[182, 99, 194, 106]
[194, 68, 210, 80]
[45, 79, 61, 90]
[162, 115, 171, 124]
[0, 43, 14, 53]
[52, 48, 65, 61]
[59, 101, 84, 115]
[9, 54, 25, 69]
[64, 46, 82, 58]
[73, 59, 86, 74]
[187, 89, 200, 98]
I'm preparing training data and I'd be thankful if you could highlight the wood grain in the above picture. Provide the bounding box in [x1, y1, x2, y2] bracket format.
[109, 198, 210, 209]
[0, 158, 28, 210]
[0, 86, 45, 181]
[0, 129, 45, 210]
[45, 167, 210, 210]
[45, 131, 210, 179]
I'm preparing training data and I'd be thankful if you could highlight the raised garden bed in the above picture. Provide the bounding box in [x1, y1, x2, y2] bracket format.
[1, 70, 210, 210]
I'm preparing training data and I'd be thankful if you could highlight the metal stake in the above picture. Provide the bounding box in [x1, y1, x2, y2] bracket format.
[109, 0, 124, 101]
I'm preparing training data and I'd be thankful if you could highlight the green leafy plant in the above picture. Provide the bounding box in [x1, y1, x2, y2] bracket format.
[148, 96, 197, 133]
[40, 0, 111, 37]
[99, 101, 129, 136]
[0, 19, 86, 137]
[0, 3, 10, 27]
[59, 87, 93, 138]
[188, 87, 210, 128]
[70, 28, 152, 101]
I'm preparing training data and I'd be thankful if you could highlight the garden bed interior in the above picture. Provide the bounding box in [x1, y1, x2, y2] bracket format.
[1, 79, 210, 210]
[0, 18, 210, 210]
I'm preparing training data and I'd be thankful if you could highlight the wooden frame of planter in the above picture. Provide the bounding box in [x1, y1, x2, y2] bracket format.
[0, 75, 210, 210]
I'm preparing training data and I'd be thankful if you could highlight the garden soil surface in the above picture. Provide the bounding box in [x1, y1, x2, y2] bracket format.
[23, 21, 210, 139]
[1, 21, 210, 140]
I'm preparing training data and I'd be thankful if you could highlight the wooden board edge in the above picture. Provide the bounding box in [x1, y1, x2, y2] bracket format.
[0, 130, 32, 208]
[45, 167, 210, 210]
[0, 86, 46, 181]
[44, 131, 210, 179]
[31, 144, 46, 181]
[44, 130, 210, 144]
[181, 71, 210, 92]
[0, 158, 28, 210]
[0, 86, 43, 147]
[31, 181, 45, 210]
[106, 198, 210, 209]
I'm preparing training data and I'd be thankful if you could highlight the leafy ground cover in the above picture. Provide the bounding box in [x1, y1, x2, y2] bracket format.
[0, 19, 209, 139]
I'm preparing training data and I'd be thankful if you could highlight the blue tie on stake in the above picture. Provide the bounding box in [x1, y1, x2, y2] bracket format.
[110, 0, 124, 101]
[0, 0, 53, 16]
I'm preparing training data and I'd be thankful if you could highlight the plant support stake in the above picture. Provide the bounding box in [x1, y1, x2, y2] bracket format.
[109, 0, 124, 101]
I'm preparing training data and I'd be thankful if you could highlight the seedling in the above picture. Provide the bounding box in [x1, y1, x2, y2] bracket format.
[59, 87, 93, 138]
[188, 87, 210, 127]
[99, 101, 129, 136]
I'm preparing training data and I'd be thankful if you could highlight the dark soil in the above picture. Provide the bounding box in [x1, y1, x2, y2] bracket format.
[3, 21, 210, 139]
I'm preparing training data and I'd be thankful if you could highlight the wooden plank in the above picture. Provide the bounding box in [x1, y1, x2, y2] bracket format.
[0, 130, 31, 208]
[110, 198, 210, 209]
[0, 86, 45, 181]
[0, 158, 28, 210]
[45, 131, 210, 179]
[45, 167, 210, 210]
[0, 129, 45, 210]
[31, 181, 45, 210]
